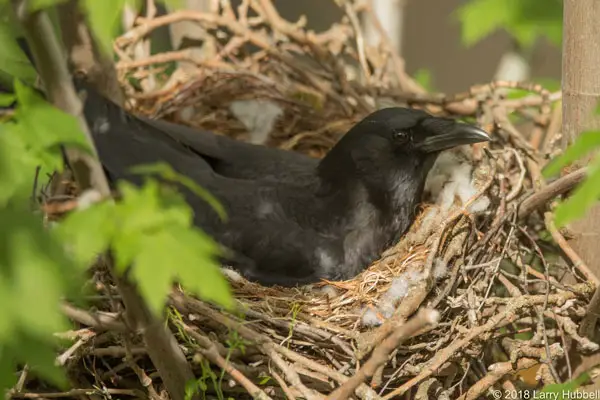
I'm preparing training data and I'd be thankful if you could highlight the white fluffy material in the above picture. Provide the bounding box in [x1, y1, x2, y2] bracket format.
[361, 270, 423, 326]
[76, 189, 103, 210]
[361, 308, 382, 327]
[433, 258, 448, 280]
[229, 99, 283, 145]
[221, 267, 244, 283]
[425, 148, 490, 214]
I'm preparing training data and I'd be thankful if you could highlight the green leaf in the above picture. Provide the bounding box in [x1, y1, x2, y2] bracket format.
[543, 130, 600, 178]
[0, 80, 92, 205]
[0, 93, 15, 107]
[0, 345, 17, 395]
[0, 277, 14, 341]
[0, 123, 40, 204]
[0, 24, 37, 87]
[554, 155, 600, 227]
[413, 69, 434, 93]
[13, 333, 67, 388]
[259, 375, 272, 385]
[1, 207, 79, 336]
[54, 201, 115, 267]
[163, 226, 231, 309]
[80, 0, 131, 55]
[14, 79, 90, 152]
[541, 372, 590, 394]
[113, 178, 231, 312]
[53, 173, 232, 318]
[456, 0, 562, 48]
[28, 0, 69, 11]
[533, 78, 561, 93]
[131, 162, 227, 220]
[132, 231, 184, 314]
[455, 0, 512, 47]
[0, 205, 82, 391]
[159, 0, 184, 10]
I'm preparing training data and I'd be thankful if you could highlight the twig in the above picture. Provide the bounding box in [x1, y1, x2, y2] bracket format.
[381, 287, 590, 399]
[327, 309, 439, 400]
[518, 168, 587, 218]
[171, 293, 381, 400]
[579, 287, 600, 339]
[544, 212, 599, 285]
[55, 330, 96, 366]
[182, 324, 273, 400]
[10, 388, 145, 398]
[456, 358, 538, 400]
[60, 303, 127, 332]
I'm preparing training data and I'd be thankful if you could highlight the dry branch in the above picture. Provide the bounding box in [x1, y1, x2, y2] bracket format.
[328, 309, 439, 400]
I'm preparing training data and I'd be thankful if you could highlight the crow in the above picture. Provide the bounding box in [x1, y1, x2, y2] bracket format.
[80, 85, 490, 286]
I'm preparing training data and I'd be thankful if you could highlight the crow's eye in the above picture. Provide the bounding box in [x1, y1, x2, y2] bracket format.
[393, 130, 409, 142]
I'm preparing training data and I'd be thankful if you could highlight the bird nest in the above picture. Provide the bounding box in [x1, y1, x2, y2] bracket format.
[27, 1, 599, 400]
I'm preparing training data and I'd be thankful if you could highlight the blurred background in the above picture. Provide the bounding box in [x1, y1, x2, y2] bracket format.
[151, 0, 562, 94]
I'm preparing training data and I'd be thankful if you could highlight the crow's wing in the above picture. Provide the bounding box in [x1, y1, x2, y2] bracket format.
[139, 116, 319, 183]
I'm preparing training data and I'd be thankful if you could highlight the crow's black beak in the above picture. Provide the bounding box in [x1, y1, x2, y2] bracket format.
[415, 122, 491, 153]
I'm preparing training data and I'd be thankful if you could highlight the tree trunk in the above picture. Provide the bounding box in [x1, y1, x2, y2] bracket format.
[561, 0, 600, 387]
[562, 0, 600, 279]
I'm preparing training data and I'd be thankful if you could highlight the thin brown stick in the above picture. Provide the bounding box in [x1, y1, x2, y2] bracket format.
[544, 212, 599, 285]
[182, 324, 273, 400]
[10, 388, 144, 398]
[456, 358, 538, 400]
[327, 309, 439, 400]
[61, 303, 127, 332]
[519, 168, 588, 218]
[381, 287, 590, 399]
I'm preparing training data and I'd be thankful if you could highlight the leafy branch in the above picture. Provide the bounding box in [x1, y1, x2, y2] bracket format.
[542, 107, 600, 227]
[0, 0, 232, 397]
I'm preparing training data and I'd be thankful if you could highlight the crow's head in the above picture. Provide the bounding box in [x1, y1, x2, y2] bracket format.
[339, 107, 490, 155]
[317, 107, 490, 194]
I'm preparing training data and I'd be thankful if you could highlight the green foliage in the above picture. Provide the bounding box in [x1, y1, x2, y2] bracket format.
[0, 80, 90, 205]
[80, 0, 183, 55]
[543, 104, 600, 227]
[540, 372, 590, 396]
[543, 131, 600, 178]
[0, 92, 15, 106]
[80, 0, 138, 54]
[0, 0, 234, 395]
[506, 79, 561, 100]
[0, 78, 94, 390]
[0, 205, 85, 391]
[132, 162, 227, 221]
[413, 68, 435, 93]
[455, 0, 563, 49]
[57, 178, 232, 315]
[28, 0, 69, 11]
[0, 23, 37, 89]
[187, 358, 224, 400]
[553, 155, 600, 227]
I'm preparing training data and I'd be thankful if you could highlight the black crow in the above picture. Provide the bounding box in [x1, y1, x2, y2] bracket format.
[139, 115, 318, 184]
[81, 86, 490, 286]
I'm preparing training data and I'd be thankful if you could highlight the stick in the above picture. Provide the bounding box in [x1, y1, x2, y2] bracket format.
[182, 324, 273, 400]
[327, 309, 440, 400]
[519, 168, 587, 218]
[544, 212, 599, 285]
